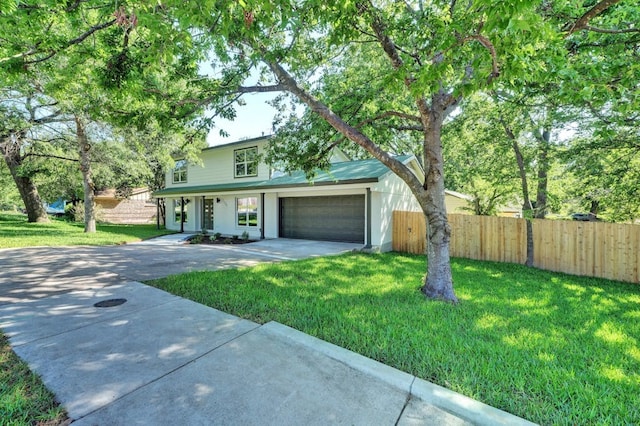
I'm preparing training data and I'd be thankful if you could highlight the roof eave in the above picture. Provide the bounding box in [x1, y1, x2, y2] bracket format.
[152, 178, 379, 197]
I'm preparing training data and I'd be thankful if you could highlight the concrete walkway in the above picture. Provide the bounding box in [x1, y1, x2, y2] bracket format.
[0, 237, 536, 425]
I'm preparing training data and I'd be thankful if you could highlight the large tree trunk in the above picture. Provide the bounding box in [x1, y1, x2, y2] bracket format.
[419, 94, 457, 302]
[0, 133, 49, 223]
[76, 116, 96, 233]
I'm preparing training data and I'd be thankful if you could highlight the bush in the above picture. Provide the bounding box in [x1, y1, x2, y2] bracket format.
[190, 234, 204, 244]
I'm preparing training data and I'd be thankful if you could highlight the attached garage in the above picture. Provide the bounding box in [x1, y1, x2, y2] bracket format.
[279, 195, 365, 243]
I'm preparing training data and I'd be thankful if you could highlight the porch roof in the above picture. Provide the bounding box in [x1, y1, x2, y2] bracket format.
[153, 155, 412, 197]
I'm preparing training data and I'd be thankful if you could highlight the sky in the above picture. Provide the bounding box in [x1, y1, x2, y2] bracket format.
[205, 92, 280, 146]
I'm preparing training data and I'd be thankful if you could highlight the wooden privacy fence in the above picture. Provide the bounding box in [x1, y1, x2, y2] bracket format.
[392, 211, 640, 284]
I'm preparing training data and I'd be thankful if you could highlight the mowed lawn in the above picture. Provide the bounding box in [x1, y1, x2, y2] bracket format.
[0, 211, 172, 249]
[149, 252, 640, 425]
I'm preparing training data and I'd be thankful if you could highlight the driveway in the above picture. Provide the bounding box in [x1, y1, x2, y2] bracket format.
[0, 237, 361, 305]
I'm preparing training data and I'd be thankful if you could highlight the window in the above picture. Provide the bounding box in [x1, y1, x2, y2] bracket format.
[236, 197, 258, 227]
[234, 147, 258, 178]
[173, 160, 187, 183]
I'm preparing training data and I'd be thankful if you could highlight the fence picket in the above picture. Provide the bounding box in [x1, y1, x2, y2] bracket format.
[392, 211, 640, 284]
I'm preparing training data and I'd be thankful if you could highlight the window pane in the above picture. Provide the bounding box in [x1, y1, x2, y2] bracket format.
[246, 148, 257, 160]
[235, 151, 245, 162]
[173, 160, 187, 183]
[247, 162, 257, 176]
[235, 164, 245, 177]
[248, 212, 258, 227]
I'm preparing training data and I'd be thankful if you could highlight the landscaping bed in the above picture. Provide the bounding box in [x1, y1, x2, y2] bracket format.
[187, 234, 256, 245]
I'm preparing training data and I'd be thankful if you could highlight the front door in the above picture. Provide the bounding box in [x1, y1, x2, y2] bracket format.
[203, 198, 214, 230]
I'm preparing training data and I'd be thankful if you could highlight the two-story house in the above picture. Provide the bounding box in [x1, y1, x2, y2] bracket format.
[153, 135, 428, 252]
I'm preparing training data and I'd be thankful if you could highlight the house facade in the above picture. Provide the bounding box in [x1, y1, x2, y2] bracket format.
[153, 136, 427, 252]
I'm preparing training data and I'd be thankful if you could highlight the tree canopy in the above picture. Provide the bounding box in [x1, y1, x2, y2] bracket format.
[1, 0, 638, 299]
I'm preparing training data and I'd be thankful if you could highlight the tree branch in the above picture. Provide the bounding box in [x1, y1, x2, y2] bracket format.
[565, 0, 623, 36]
[0, 19, 117, 65]
[266, 59, 424, 194]
[237, 84, 285, 93]
[23, 152, 78, 162]
[461, 35, 500, 82]
[583, 24, 640, 34]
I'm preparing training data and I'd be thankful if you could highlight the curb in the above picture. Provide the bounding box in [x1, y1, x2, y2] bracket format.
[262, 321, 537, 426]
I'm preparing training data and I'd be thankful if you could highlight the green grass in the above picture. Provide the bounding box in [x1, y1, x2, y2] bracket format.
[1, 333, 68, 425]
[0, 211, 173, 249]
[148, 252, 640, 425]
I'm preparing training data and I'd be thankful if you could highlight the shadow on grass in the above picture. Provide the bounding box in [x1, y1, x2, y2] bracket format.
[149, 252, 640, 424]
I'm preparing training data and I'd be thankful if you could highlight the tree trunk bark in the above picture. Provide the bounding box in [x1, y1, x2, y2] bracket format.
[419, 94, 457, 302]
[0, 133, 49, 223]
[75, 116, 96, 233]
[534, 129, 551, 219]
[501, 118, 534, 267]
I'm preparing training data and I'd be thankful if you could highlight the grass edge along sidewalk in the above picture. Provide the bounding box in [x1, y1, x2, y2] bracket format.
[149, 252, 640, 425]
[1, 333, 69, 425]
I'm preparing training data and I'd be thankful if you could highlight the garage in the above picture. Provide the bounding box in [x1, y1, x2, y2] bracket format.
[279, 195, 365, 243]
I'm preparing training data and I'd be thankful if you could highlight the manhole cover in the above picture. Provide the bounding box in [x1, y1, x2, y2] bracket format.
[93, 298, 127, 308]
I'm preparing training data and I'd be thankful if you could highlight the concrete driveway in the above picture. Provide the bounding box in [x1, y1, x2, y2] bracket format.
[0, 237, 361, 305]
[0, 237, 535, 425]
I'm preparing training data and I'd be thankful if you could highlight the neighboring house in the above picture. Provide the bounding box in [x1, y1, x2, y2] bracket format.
[94, 188, 157, 224]
[444, 190, 474, 214]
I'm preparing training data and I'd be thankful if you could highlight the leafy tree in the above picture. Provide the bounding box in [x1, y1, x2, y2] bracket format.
[442, 95, 522, 216]
[151, 0, 573, 302]
[0, 86, 68, 222]
[0, 2, 209, 230]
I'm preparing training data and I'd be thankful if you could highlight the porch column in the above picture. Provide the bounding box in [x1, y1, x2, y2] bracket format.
[180, 197, 184, 233]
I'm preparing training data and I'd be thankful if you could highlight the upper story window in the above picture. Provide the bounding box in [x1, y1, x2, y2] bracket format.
[173, 160, 187, 184]
[234, 146, 258, 178]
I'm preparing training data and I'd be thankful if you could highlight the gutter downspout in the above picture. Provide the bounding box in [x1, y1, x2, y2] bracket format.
[260, 192, 265, 240]
[365, 188, 372, 249]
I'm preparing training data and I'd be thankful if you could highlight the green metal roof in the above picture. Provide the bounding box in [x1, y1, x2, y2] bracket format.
[153, 155, 412, 197]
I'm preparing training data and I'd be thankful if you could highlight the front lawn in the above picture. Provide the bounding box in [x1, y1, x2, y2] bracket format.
[148, 252, 640, 425]
[0, 211, 173, 249]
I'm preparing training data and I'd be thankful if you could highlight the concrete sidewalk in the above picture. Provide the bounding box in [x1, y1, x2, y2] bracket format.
[0, 240, 536, 425]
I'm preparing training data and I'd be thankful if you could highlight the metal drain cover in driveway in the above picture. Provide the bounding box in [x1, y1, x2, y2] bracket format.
[93, 298, 127, 308]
